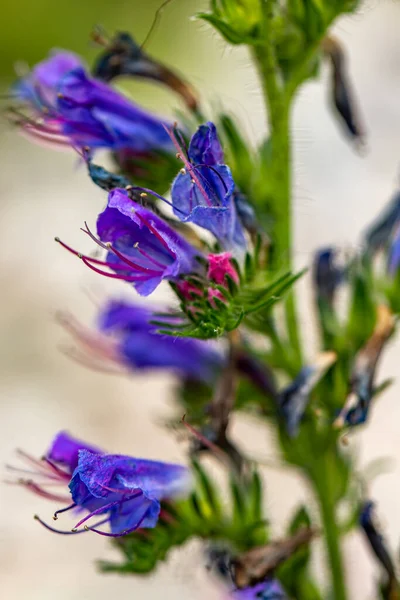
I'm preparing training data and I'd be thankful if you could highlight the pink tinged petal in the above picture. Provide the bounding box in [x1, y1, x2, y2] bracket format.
[207, 252, 239, 286]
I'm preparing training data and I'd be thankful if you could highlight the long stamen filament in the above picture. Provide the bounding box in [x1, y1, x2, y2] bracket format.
[86, 505, 152, 537]
[53, 503, 77, 520]
[129, 186, 187, 217]
[80, 256, 150, 282]
[106, 244, 161, 275]
[42, 457, 71, 479]
[19, 481, 71, 503]
[34, 515, 110, 535]
[56, 237, 163, 281]
[134, 213, 172, 252]
[73, 500, 121, 529]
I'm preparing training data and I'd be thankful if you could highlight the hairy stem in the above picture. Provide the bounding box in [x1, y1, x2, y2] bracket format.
[313, 463, 348, 600]
[253, 4, 348, 597]
[252, 28, 302, 363]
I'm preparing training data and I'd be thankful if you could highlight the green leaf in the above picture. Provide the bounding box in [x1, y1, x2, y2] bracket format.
[288, 506, 312, 535]
[192, 460, 222, 519]
[197, 13, 247, 44]
[346, 260, 376, 350]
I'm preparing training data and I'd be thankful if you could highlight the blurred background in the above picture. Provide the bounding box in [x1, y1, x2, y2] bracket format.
[1, 0, 400, 598]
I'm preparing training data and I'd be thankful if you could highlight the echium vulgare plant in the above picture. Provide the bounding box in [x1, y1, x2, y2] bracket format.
[7, 1, 400, 598]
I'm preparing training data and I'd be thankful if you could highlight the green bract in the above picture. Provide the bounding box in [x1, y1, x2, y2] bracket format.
[198, 0, 263, 45]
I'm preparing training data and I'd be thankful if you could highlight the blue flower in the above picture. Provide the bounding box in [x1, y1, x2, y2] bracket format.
[12, 433, 191, 537]
[66, 450, 191, 537]
[229, 580, 287, 600]
[59, 299, 222, 381]
[170, 122, 246, 254]
[360, 501, 396, 583]
[56, 188, 202, 296]
[12, 50, 173, 153]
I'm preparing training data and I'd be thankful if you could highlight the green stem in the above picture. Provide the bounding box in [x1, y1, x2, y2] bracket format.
[312, 463, 348, 600]
[252, 26, 302, 363]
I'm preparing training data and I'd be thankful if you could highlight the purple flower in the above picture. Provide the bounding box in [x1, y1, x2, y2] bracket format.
[170, 122, 246, 254]
[7, 431, 102, 503]
[11, 433, 191, 537]
[12, 50, 173, 153]
[65, 450, 191, 537]
[57, 188, 201, 296]
[59, 299, 222, 381]
[229, 580, 287, 600]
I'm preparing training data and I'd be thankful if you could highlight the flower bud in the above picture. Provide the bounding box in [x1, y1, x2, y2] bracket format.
[198, 0, 263, 45]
